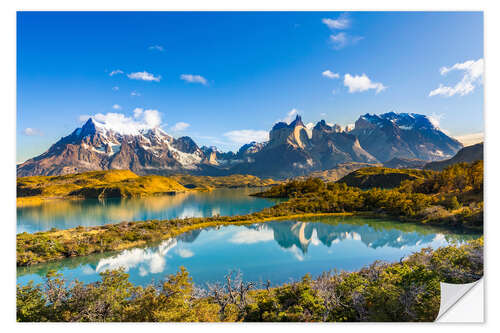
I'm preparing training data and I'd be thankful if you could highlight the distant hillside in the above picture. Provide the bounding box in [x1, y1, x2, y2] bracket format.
[297, 162, 381, 182]
[170, 174, 280, 190]
[383, 157, 428, 169]
[17, 170, 189, 203]
[424, 143, 483, 171]
[337, 167, 433, 189]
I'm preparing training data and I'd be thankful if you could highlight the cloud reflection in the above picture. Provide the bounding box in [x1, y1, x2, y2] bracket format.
[96, 238, 177, 275]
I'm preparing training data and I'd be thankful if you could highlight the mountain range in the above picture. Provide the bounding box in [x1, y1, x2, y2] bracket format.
[17, 112, 464, 178]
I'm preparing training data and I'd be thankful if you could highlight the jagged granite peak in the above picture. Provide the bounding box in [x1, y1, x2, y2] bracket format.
[290, 115, 305, 128]
[351, 112, 463, 162]
[313, 120, 343, 134]
[271, 115, 305, 131]
[310, 120, 378, 168]
[172, 136, 199, 154]
[237, 141, 265, 156]
[18, 112, 466, 179]
[269, 114, 310, 150]
[17, 119, 206, 177]
[229, 117, 378, 178]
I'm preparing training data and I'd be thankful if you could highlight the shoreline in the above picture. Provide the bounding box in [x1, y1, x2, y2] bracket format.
[17, 209, 481, 267]
[17, 212, 352, 267]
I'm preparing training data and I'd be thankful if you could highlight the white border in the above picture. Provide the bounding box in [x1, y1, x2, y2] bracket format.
[2, 1, 499, 332]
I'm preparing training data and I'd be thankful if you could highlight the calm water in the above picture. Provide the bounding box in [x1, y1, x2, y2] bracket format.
[17, 188, 279, 234]
[17, 216, 479, 287]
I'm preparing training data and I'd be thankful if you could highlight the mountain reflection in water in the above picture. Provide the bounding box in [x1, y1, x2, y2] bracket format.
[17, 188, 278, 233]
[17, 216, 478, 286]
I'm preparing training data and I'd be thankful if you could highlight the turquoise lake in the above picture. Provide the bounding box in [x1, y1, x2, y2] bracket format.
[17, 216, 479, 287]
[17, 188, 279, 234]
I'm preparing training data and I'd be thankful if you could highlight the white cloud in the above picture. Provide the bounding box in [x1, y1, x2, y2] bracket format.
[305, 122, 315, 138]
[180, 74, 208, 85]
[84, 108, 162, 135]
[96, 239, 176, 275]
[112, 86, 119, 91]
[428, 113, 444, 128]
[112, 104, 122, 110]
[171, 122, 190, 132]
[109, 69, 124, 76]
[322, 14, 361, 50]
[131, 90, 141, 97]
[148, 45, 164, 52]
[322, 70, 340, 79]
[328, 32, 363, 50]
[429, 58, 484, 97]
[330, 32, 347, 49]
[127, 71, 161, 82]
[176, 248, 194, 258]
[23, 128, 42, 136]
[282, 108, 301, 123]
[322, 14, 350, 29]
[223, 129, 269, 144]
[455, 132, 484, 147]
[230, 228, 274, 244]
[287, 245, 305, 261]
[343, 73, 386, 93]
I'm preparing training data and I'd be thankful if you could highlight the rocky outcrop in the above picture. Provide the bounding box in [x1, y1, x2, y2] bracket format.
[18, 112, 467, 179]
[228, 116, 378, 178]
[17, 118, 205, 177]
[350, 112, 463, 162]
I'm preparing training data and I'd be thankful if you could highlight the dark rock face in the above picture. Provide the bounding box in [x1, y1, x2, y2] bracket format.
[17, 112, 467, 179]
[17, 119, 205, 177]
[236, 141, 265, 158]
[228, 116, 377, 178]
[350, 112, 463, 162]
[310, 120, 378, 169]
[424, 142, 483, 171]
[172, 136, 199, 154]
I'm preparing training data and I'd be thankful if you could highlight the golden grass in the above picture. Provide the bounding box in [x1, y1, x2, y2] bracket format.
[17, 170, 189, 203]
[17, 170, 280, 205]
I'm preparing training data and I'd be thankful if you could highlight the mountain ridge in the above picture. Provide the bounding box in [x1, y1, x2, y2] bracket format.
[17, 112, 464, 178]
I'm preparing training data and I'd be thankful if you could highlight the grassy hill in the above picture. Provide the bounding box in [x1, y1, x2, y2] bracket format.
[170, 174, 280, 190]
[17, 170, 189, 204]
[337, 167, 434, 189]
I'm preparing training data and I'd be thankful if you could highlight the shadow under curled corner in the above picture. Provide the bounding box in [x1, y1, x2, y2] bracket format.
[435, 278, 484, 322]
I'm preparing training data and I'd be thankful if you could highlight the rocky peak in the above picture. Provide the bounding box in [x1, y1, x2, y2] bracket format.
[237, 141, 265, 156]
[313, 120, 330, 131]
[269, 114, 310, 149]
[79, 118, 98, 136]
[312, 120, 345, 140]
[172, 136, 200, 154]
[289, 115, 305, 128]
[351, 112, 463, 162]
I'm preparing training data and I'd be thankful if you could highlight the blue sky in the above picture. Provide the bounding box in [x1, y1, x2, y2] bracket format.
[17, 11, 484, 163]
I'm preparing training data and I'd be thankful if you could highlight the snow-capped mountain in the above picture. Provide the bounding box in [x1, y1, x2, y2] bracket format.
[349, 112, 463, 162]
[17, 112, 465, 178]
[16, 118, 206, 177]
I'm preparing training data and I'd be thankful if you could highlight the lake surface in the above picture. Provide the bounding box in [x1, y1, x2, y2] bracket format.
[17, 216, 479, 287]
[17, 188, 279, 234]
